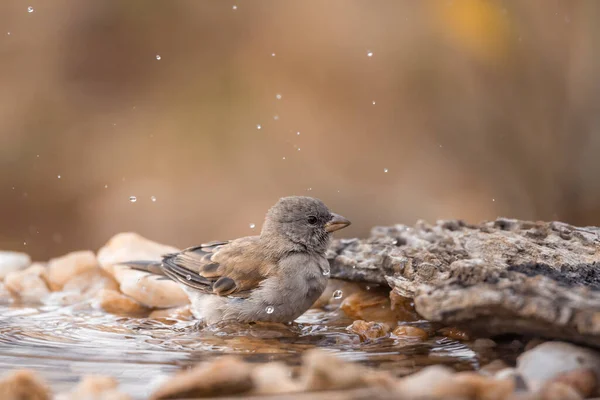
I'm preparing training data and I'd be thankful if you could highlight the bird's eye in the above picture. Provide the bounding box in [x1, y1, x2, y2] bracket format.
[307, 216, 318, 225]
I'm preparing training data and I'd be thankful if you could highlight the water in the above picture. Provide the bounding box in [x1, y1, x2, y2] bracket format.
[0, 301, 521, 399]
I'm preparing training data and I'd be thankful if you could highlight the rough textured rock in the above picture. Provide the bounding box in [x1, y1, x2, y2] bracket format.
[0, 251, 31, 280]
[328, 218, 600, 346]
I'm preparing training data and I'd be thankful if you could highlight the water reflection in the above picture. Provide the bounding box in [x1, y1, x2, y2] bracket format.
[0, 303, 519, 399]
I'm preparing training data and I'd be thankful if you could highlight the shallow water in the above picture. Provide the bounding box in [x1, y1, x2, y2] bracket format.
[0, 301, 520, 399]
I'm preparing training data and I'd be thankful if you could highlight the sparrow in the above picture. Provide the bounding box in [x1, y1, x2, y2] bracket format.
[126, 196, 350, 324]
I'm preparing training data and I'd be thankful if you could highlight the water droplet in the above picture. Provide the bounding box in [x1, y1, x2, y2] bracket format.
[323, 269, 330, 276]
[266, 306, 274, 314]
[282, 157, 286, 160]
[7, 32, 11, 36]
[333, 290, 343, 299]
[256, 124, 262, 130]
[232, 5, 237, 10]
[27, 6, 34, 13]
[129, 196, 137, 203]
[23, 241, 27, 246]
[155, 54, 161, 60]
[366, 285, 371, 290]
[36, 154, 39, 158]
[352, 265, 356, 269]
[307, 187, 312, 191]
[186, 274, 192, 281]
[273, 115, 279, 120]
[384, 168, 388, 173]
[271, 53, 276, 57]
[297, 148, 301, 151]
[104, 185, 108, 189]
[372, 101, 376, 105]
[249, 223, 256, 229]
[57, 175, 61, 179]
[276, 94, 282, 100]
[492, 198, 496, 202]
[367, 51, 373, 57]
[296, 131, 300, 135]
[151, 196, 157, 202]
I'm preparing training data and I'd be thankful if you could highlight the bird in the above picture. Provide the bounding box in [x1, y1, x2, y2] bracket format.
[125, 196, 350, 324]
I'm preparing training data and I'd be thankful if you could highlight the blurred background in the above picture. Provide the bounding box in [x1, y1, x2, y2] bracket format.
[1, 0, 600, 260]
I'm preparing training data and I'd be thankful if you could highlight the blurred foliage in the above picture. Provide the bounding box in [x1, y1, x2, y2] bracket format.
[1, 0, 600, 260]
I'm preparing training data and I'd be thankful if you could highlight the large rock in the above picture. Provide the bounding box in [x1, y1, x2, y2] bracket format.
[327, 219, 600, 347]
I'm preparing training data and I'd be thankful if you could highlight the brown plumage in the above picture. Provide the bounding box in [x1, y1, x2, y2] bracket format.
[125, 196, 351, 324]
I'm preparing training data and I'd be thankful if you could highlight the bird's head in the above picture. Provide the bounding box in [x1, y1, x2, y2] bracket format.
[261, 196, 351, 254]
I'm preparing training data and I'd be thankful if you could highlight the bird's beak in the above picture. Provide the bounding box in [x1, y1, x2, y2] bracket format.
[325, 213, 351, 233]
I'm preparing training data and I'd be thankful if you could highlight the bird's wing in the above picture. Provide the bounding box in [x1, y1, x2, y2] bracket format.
[134, 237, 274, 298]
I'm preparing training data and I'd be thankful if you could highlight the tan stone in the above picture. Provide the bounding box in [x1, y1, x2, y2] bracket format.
[114, 267, 188, 308]
[58, 375, 131, 400]
[393, 365, 455, 398]
[97, 232, 178, 274]
[149, 305, 193, 321]
[47, 250, 98, 291]
[0, 251, 31, 280]
[311, 279, 366, 309]
[300, 349, 395, 391]
[150, 357, 253, 400]
[0, 369, 50, 400]
[517, 341, 600, 393]
[43, 269, 119, 306]
[95, 289, 150, 316]
[340, 291, 399, 324]
[434, 372, 514, 400]
[538, 382, 582, 400]
[0, 282, 13, 304]
[389, 291, 421, 321]
[251, 362, 302, 394]
[96, 233, 187, 308]
[348, 320, 391, 341]
[480, 360, 510, 377]
[392, 325, 429, 341]
[438, 326, 471, 341]
[4, 264, 50, 303]
[550, 368, 597, 398]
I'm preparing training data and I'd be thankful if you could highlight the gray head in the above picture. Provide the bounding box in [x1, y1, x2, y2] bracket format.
[261, 196, 350, 254]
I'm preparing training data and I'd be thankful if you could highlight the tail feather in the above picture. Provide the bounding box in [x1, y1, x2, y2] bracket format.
[120, 260, 166, 277]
